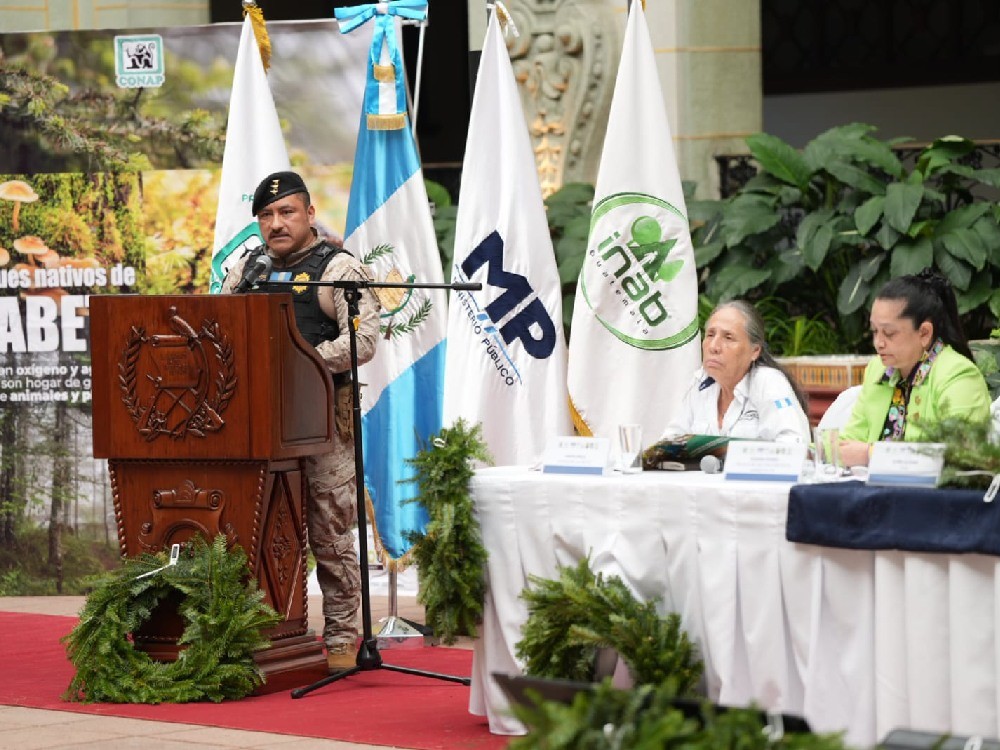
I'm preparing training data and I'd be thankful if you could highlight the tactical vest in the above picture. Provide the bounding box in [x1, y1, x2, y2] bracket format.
[246, 242, 346, 348]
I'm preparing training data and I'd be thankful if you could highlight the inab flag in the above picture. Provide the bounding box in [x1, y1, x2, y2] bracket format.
[567, 0, 701, 442]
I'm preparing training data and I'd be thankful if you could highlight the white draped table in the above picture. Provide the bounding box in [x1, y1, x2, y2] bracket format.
[467, 467, 1000, 747]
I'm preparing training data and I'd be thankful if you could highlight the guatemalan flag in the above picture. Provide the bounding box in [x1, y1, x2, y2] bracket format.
[442, 8, 572, 466]
[210, 9, 290, 293]
[336, 1, 446, 563]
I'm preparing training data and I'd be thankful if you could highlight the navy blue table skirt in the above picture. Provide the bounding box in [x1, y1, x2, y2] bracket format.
[786, 480, 1000, 556]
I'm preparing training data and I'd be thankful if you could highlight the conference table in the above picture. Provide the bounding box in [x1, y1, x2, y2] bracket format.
[467, 466, 1000, 747]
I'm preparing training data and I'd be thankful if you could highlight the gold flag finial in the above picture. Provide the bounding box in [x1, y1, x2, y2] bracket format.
[492, 1, 520, 37]
[242, 1, 272, 72]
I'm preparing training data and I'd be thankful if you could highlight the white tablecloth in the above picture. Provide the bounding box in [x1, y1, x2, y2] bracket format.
[468, 467, 1000, 747]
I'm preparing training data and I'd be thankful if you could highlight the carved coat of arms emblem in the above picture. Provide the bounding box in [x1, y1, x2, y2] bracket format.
[118, 307, 237, 440]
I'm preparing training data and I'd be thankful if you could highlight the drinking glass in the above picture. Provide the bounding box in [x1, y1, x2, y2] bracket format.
[812, 426, 841, 481]
[618, 424, 643, 474]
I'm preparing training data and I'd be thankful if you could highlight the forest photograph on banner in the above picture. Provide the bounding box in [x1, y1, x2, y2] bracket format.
[0, 20, 368, 594]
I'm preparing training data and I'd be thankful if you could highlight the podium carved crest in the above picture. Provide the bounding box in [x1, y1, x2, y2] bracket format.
[118, 307, 237, 441]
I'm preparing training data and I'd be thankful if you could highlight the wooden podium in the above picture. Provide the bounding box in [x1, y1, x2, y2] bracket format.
[90, 293, 332, 691]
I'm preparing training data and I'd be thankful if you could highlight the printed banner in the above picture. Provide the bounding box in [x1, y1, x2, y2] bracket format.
[0, 21, 367, 579]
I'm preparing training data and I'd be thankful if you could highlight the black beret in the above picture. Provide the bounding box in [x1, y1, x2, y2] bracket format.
[251, 171, 309, 216]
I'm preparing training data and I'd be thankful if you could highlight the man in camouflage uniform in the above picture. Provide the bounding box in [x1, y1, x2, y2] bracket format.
[223, 171, 380, 672]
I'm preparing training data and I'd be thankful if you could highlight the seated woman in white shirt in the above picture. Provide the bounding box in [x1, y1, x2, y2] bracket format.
[661, 300, 810, 444]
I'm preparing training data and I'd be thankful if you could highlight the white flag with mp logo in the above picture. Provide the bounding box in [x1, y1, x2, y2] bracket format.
[567, 0, 701, 442]
[209, 15, 290, 293]
[443, 10, 572, 466]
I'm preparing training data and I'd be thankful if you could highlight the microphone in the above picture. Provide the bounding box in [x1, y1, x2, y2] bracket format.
[700, 455, 723, 474]
[234, 254, 272, 293]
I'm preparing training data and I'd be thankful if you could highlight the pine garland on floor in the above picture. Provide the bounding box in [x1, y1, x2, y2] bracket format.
[405, 418, 493, 645]
[509, 679, 852, 750]
[62, 534, 281, 704]
[516, 558, 702, 692]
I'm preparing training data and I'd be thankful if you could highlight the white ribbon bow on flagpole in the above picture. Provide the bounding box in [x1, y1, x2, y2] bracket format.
[335, 1, 429, 131]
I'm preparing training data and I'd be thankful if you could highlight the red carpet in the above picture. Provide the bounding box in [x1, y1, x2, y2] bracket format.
[0, 612, 508, 749]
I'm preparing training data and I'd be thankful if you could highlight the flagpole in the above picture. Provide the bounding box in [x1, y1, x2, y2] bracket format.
[410, 15, 428, 136]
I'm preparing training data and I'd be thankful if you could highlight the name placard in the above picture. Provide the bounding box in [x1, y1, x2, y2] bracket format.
[541, 436, 613, 476]
[723, 441, 807, 482]
[867, 442, 945, 487]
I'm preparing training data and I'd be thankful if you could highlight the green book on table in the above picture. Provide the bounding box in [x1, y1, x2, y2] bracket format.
[643, 434, 733, 470]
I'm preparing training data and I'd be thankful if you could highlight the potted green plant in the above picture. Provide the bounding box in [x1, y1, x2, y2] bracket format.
[690, 124, 1000, 354]
[971, 327, 1000, 401]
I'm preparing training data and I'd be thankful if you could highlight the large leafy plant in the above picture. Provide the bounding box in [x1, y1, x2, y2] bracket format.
[692, 125, 1000, 352]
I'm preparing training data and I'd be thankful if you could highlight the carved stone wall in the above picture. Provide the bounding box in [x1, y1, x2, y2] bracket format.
[506, 0, 623, 195]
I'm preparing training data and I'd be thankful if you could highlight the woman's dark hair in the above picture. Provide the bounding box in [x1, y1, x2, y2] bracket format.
[711, 300, 809, 413]
[875, 269, 973, 361]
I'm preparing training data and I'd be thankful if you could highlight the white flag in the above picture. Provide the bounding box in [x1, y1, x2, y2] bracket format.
[567, 0, 701, 441]
[443, 11, 572, 466]
[209, 15, 290, 293]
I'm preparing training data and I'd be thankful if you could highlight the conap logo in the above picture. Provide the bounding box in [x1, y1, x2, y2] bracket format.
[579, 192, 699, 350]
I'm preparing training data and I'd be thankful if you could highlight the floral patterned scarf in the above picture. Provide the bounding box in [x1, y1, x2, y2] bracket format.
[878, 338, 944, 441]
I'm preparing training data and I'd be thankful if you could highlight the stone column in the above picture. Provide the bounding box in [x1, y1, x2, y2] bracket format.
[475, 0, 762, 199]
[496, 0, 623, 196]
[641, 0, 762, 198]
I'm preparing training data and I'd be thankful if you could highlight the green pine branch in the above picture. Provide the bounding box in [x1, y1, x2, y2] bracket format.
[1, 64, 224, 172]
[404, 419, 493, 644]
[516, 558, 702, 692]
[917, 417, 1000, 489]
[510, 678, 851, 750]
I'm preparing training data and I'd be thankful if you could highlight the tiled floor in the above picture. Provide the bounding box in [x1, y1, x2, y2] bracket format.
[0, 593, 473, 750]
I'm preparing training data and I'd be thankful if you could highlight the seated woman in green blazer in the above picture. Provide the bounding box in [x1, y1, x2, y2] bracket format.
[839, 269, 991, 467]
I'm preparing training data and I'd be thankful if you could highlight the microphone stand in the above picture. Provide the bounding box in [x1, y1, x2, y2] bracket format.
[267, 277, 480, 699]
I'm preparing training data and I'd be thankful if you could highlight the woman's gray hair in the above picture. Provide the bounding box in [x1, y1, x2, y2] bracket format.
[710, 300, 809, 413]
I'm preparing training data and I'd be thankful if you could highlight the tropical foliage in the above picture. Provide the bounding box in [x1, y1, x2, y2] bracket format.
[432, 127, 1000, 355]
[546, 182, 596, 340]
[690, 125, 1000, 353]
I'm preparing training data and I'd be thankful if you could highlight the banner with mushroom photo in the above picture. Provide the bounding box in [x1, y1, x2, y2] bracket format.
[0, 22, 367, 592]
[0, 174, 140, 402]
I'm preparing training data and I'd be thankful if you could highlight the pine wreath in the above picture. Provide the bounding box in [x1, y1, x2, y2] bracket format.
[63, 534, 281, 704]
